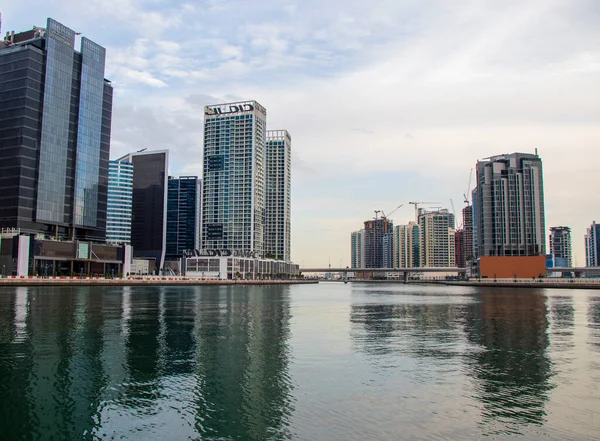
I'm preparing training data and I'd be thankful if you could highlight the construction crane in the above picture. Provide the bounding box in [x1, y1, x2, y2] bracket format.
[408, 201, 440, 221]
[463, 168, 473, 206]
[373, 210, 381, 220]
[381, 204, 403, 221]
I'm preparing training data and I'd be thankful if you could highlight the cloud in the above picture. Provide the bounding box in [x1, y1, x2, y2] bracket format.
[6, 0, 597, 265]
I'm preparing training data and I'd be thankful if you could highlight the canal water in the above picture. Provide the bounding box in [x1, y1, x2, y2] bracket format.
[0, 283, 599, 440]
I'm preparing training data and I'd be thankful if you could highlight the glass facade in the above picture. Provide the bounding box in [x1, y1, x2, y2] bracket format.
[166, 176, 201, 258]
[0, 43, 44, 232]
[0, 18, 112, 241]
[107, 160, 133, 244]
[36, 19, 76, 224]
[120, 151, 168, 269]
[74, 38, 106, 227]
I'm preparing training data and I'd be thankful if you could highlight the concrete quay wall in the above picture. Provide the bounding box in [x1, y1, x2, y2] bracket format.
[0, 277, 318, 287]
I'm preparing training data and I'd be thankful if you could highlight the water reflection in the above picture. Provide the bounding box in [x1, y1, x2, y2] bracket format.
[350, 288, 555, 436]
[587, 296, 600, 352]
[350, 292, 465, 359]
[0, 285, 294, 440]
[463, 291, 553, 435]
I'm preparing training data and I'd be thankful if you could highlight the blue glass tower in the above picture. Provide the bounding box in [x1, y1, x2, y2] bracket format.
[107, 160, 133, 244]
[166, 176, 201, 258]
[0, 18, 112, 241]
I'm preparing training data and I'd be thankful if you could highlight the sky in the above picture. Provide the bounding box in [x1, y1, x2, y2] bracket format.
[3, 0, 600, 267]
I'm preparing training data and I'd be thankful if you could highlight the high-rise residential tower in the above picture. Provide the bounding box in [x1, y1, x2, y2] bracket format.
[418, 209, 455, 267]
[473, 152, 545, 258]
[461, 205, 474, 265]
[265, 130, 291, 261]
[106, 159, 133, 244]
[166, 176, 201, 258]
[393, 222, 420, 268]
[202, 101, 267, 255]
[363, 218, 394, 268]
[549, 226, 572, 267]
[585, 221, 600, 267]
[0, 18, 112, 241]
[351, 230, 365, 268]
[118, 150, 168, 272]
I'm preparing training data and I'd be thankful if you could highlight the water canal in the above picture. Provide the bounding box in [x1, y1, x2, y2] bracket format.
[0, 283, 598, 440]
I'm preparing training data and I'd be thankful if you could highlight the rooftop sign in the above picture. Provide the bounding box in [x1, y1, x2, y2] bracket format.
[205, 102, 254, 116]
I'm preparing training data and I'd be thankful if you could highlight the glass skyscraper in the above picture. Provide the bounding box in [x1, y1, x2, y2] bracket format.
[0, 18, 112, 241]
[265, 130, 291, 262]
[118, 150, 168, 272]
[166, 176, 201, 258]
[473, 152, 545, 258]
[202, 101, 267, 255]
[106, 160, 133, 244]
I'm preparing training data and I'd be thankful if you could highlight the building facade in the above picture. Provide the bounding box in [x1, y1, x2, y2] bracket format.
[351, 229, 365, 268]
[455, 229, 464, 269]
[393, 222, 420, 268]
[166, 176, 201, 259]
[363, 218, 394, 268]
[202, 101, 267, 256]
[586, 221, 600, 267]
[461, 205, 474, 266]
[265, 130, 291, 262]
[106, 160, 133, 244]
[118, 150, 168, 273]
[418, 209, 455, 267]
[549, 226, 572, 267]
[473, 152, 545, 259]
[0, 18, 112, 241]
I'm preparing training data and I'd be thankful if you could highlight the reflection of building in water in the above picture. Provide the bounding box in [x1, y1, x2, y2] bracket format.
[0, 287, 33, 435]
[0, 287, 122, 439]
[350, 296, 464, 358]
[587, 297, 600, 351]
[0, 285, 294, 439]
[463, 292, 553, 433]
[194, 286, 293, 440]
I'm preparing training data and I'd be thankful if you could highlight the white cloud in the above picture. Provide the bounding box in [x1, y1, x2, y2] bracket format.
[6, 0, 598, 266]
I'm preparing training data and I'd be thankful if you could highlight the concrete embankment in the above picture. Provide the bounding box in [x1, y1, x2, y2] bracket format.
[346, 279, 600, 290]
[430, 280, 600, 290]
[0, 277, 318, 287]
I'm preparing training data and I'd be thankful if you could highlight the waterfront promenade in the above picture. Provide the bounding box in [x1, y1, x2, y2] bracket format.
[0, 276, 317, 286]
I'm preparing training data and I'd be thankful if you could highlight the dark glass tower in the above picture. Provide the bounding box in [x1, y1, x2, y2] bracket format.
[166, 176, 201, 258]
[0, 18, 112, 241]
[118, 150, 168, 272]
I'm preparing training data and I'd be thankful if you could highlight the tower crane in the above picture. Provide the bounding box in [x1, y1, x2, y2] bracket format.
[381, 204, 403, 221]
[463, 168, 473, 206]
[408, 201, 440, 221]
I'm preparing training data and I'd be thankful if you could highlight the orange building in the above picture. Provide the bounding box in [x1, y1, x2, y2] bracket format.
[479, 256, 547, 279]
